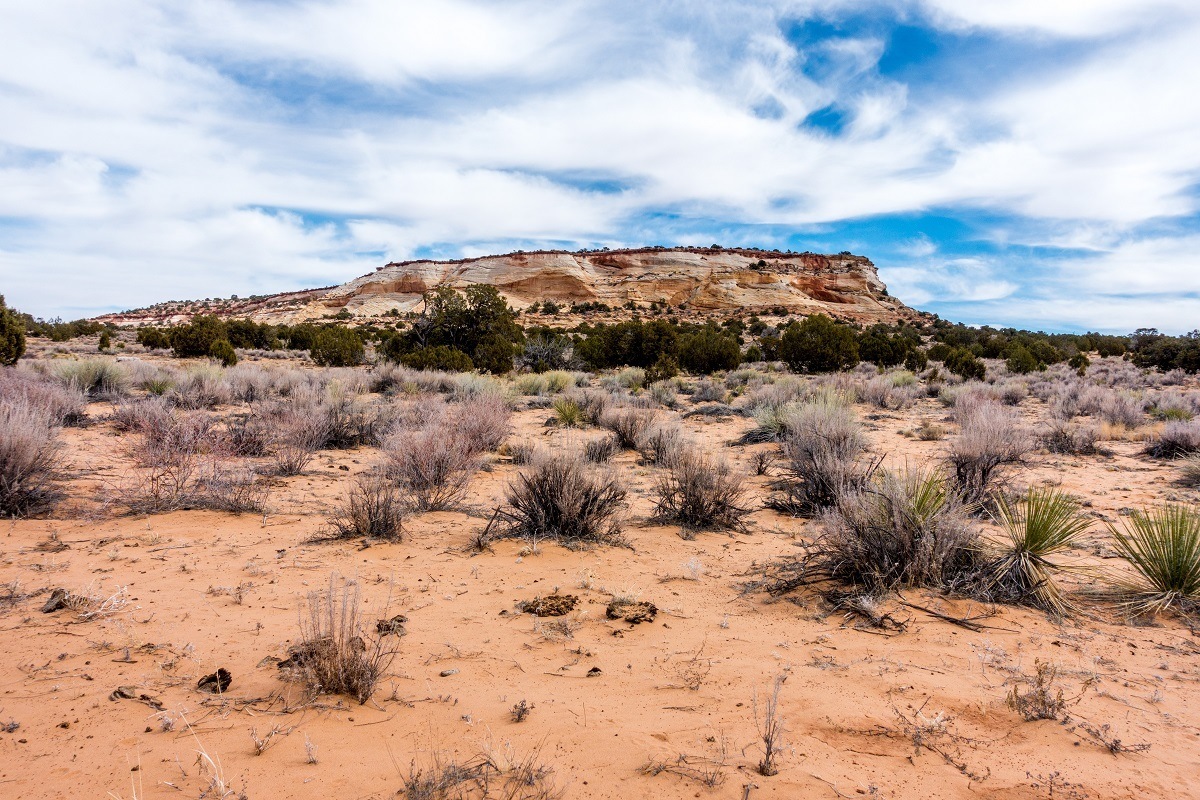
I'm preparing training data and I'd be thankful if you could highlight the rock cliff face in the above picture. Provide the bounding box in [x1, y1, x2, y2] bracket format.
[96, 246, 917, 326]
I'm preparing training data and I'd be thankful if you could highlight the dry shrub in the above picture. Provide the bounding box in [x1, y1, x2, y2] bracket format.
[1041, 420, 1099, 456]
[947, 403, 1032, 505]
[0, 369, 86, 426]
[194, 461, 271, 514]
[497, 450, 627, 547]
[288, 574, 396, 704]
[691, 379, 727, 403]
[454, 395, 512, 454]
[599, 407, 656, 449]
[51, 359, 129, 398]
[1097, 390, 1143, 427]
[383, 426, 479, 511]
[818, 468, 981, 592]
[324, 386, 392, 449]
[584, 434, 619, 464]
[1145, 419, 1200, 458]
[123, 408, 214, 513]
[1006, 660, 1074, 721]
[0, 397, 63, 517]
[571, 389, 612, 425]
[265, 392, 331, 475]
[768, 400, 871, 516]
[916, 419, 946, 441]
[401, 744, 562, 800]
[638, 423, 688, 468]
[170, 365, 231, 409]
[327, 474, 404, 540]
[652, 448, 751, 532]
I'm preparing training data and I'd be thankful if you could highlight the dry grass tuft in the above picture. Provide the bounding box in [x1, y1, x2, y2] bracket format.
[652, 448, 751, 532]
[496, 450, 627, 547]
[327, 474, 405, 540]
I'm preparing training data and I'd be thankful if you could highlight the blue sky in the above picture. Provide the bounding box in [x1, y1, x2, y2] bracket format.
[2, 1, 1199, 332]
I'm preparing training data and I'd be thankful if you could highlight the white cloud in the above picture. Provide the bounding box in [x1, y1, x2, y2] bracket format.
[0, 0, 1197, 330]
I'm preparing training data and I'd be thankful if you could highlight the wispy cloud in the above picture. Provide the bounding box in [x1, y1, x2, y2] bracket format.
[1, 0, 1198, 330]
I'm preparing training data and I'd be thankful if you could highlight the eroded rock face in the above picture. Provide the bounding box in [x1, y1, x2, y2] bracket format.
[317, 247, 910, 323]
[95, 246, 916, 326]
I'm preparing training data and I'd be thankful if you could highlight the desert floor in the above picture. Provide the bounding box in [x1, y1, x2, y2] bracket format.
[2, 368, 1199, 800]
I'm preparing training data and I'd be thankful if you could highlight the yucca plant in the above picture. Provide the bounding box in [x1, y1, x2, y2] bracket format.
[987, 488, 1091, 615]
[1108, 504, 1200, 616]
[552, 396, 584, 428]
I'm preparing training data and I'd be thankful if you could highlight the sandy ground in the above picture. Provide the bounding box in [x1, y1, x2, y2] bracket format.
[2, 385, 1200, 800]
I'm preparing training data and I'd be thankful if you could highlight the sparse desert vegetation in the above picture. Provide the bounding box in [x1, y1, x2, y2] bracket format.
[1, 307, 1199, 800]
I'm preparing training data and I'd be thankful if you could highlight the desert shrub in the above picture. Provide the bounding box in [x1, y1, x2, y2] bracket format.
[986, 488, 1091, 614]
[265, 394, 332, 475]
[859, 374, 919, 410]
[327, 474, 404, 540]
[322, 387, 392, 449]
[52, 359, 128, 398]
[816, 468, 980, 591]
[599, 407, 656, 450]
[1041, 420, 1099, 456]
[778, 314, 859, 373]
[1146, 420, 1200, 458]
[947, 403, 1032, 505]
[309, 327, 363, 367]
[0, 297, 26, 365]
[497, 450, 627, 546]
[691, 379, 727, 403]
[1005, 344, 1042, 374]
[614, 367, 646, 390]
[402, 345, 474, 373]
[289, 575, 397, 703]
[573, 389, 612, 425]
[1180, 454, 1200, 486]
[0, 398, 62, 517]
[1098, 391, 1143, 427]
[916, 419, 946, 441]
[637, 423, 688, 468]
[382, 426, 479, 511]
[584, 434, 619, 464]
[135, 327, 170, 350]
[123, 407, 214, 513]
[513, 373, 549, 396]
[943, 348, 987, 381]
[170, 365, 231, 409]
[649, 380, 677, 408]
[996, 380, 1028, 406]
[553, 396, 584, 427]
[454, 394, 512, 453]
[0, 369, 86, 426]
[677, 326, 741, 374]
[1108, 504, 1200, 616]
[652, 448, 750, 531]
[769, 400, 870, 515]
[208, 338, 237, 367]
[193, 461, 271, 514]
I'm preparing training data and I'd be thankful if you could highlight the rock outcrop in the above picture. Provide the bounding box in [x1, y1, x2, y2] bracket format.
[96, 246, 917, 326]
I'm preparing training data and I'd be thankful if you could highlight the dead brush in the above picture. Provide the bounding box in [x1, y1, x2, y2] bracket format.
[491, 449, 627, 548]
[652, 448, 751, 533]
[1006, 660, 1089, 722]
[286, 574, 397, 704]
[583, 434, 618, 464]
[383, 426, 479, 511]
[637, 422, 688, 468]
[753, 674, 786, 777]
[326, 474, 405, 540]
[401, 743, 562, 800]
[767, 399, 873, 516]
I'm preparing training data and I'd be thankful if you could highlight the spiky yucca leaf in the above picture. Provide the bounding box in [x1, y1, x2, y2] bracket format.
[987, 488, 1091, 614]
[1108, 504, 1200, 616]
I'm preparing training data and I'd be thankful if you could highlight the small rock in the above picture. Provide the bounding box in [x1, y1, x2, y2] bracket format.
[440, 669, 459, 677]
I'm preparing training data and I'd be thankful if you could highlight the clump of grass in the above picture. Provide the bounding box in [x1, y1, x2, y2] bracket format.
[652, 448, 751, 532]
[326, 474, 404, 540]
[1107, 504, 1200, 616]
[287, 574, 397, 704]
[986, 488, 1091, 615]
[0, 398, 62, 517]
[52, 359, 128, 398]
[496, 450, 627, 547]
[916, 419, 946, 441]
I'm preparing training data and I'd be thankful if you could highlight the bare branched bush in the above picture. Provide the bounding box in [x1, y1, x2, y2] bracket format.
[599, 407, 656, 450]
[653, 448, 751, 532]
[327, 474, 405, 540]
[768, 400, 871, 516]
[754, 675, 786, 777]
[170, 365, 231, 409]
[819, 468, 981, 592]
[584, 434, 619, 464]
[265, 392, 331, 475]
[946, 403, 1032, 505]
[496, 450, 627, 547]
[1041, 420, 1099, 456]
[287, 574, 397, 704]
[637, 422, 688, 468]
[0, 397, 63, 517]
[571, 389, 612, 425]
[194, 460, 271, 514]
[123, 408, 214, 513]
[454, 394, 512, 454]
[383, 426, 479, 511]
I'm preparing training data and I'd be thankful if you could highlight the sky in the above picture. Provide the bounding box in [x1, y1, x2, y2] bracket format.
[1, 1, 1199, 333]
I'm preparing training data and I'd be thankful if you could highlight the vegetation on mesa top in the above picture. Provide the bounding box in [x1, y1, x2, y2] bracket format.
[4, 284, 1200, 378]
